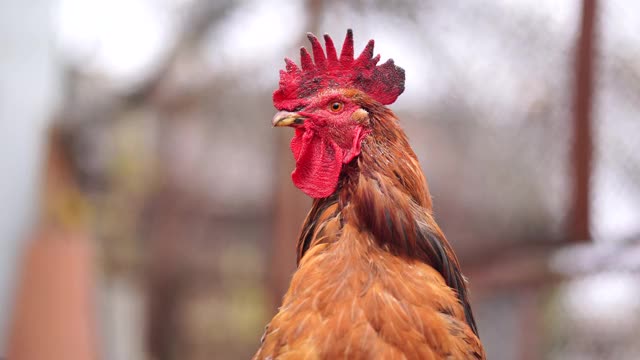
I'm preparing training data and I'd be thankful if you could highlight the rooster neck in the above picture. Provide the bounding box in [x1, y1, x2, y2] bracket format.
[347, 110, 432, 208]
[340, 111, 437, 261]
[296, 110, 428, 262]
[299, 109, 437, 262]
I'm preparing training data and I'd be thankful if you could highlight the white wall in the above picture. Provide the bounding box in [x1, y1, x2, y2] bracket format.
[0, 0, 60, 352]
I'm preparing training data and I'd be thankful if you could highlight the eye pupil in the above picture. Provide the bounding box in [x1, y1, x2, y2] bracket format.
[330, 102, 343, 111]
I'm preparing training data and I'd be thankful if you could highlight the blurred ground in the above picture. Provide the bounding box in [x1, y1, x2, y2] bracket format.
[1, 0, 640, 359]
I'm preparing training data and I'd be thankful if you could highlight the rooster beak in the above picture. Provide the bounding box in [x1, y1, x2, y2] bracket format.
[272, 111, 306, 127]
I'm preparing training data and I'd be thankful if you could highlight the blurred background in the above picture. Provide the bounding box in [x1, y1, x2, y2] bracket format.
[1, 0, 639, 359]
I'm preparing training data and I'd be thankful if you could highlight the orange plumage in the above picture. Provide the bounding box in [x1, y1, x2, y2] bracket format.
[255, 31, 485, 360]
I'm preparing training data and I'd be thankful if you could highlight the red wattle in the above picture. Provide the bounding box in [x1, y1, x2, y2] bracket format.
[289, 124, 369, 198]
[291, 129, 344, 198]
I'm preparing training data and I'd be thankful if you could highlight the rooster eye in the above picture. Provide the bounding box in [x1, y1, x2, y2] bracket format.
[329, 102, 344, 112]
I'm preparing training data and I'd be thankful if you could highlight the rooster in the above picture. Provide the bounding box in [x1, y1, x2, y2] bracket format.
[255, 30, 485, 360]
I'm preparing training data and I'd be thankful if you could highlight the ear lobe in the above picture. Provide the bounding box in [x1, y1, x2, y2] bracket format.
[351, 108, 370, 125]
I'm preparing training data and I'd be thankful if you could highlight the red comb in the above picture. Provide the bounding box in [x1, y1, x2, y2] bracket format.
[273, 29, 405, 109]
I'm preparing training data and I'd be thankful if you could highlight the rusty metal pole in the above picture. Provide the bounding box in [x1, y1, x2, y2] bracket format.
[571, 0, 597, 242]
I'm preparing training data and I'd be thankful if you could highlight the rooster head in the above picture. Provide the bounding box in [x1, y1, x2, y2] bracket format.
[272, 30, 405, 199]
